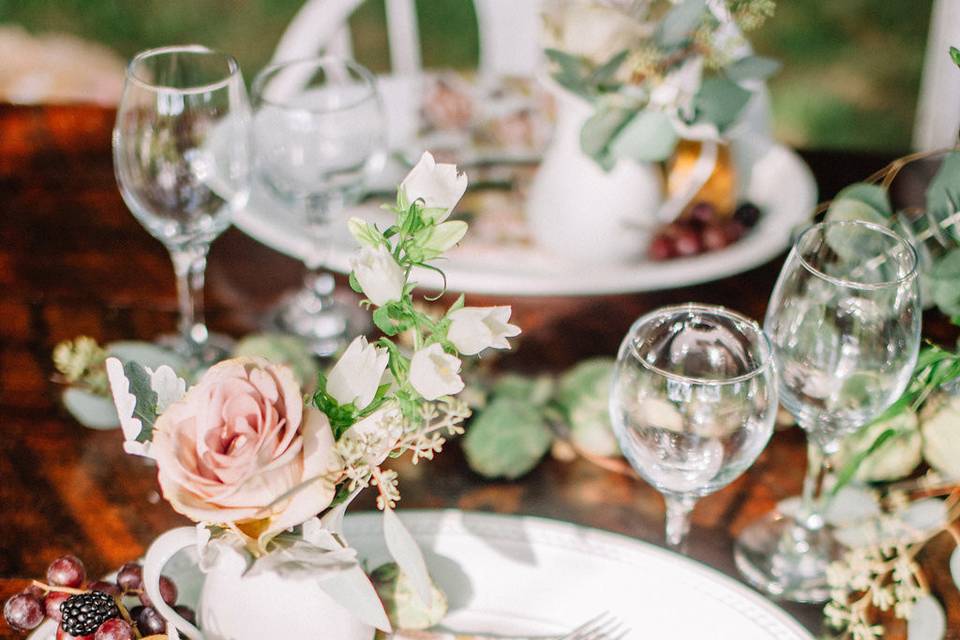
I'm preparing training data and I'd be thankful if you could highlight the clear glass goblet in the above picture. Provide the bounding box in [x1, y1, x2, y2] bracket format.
[735, 219, 921, 603]
[609, 303, 778, 551]
[113, 45, 251, 367]
[251, 57, 386, 357]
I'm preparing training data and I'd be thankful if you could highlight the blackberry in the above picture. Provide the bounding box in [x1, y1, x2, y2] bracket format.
[60, 591, 119, 636]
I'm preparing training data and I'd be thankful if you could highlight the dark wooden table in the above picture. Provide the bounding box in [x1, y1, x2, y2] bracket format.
[0, 104, 956, 639]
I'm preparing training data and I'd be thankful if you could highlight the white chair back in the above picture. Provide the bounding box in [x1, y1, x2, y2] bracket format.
[271, 0, 543, 75]
[914, 0, 960, 150]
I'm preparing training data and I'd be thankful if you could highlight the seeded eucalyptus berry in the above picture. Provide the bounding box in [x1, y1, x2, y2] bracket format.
[60, 591, 119, 636]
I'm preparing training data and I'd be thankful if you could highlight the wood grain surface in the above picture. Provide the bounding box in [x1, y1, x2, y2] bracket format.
[0, 104, 956, 638]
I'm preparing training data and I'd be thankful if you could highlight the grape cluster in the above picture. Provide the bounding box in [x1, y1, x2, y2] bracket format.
[2, 554, 195, 640]
[648, 201, 762, 261]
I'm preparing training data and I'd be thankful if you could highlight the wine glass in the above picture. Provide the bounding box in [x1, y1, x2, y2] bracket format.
[735, 219, 921, 602]
[609, 304, 778, 550]
[251, 57, 386, 356]
[113, 45, 251, 366]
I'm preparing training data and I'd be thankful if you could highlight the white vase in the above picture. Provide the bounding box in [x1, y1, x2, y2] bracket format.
[143, 527, 375, 640]
[526, 82, 664, 264]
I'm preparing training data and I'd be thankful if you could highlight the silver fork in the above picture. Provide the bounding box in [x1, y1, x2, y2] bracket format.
[559, 613, 629, 640]
[390, 613, 630, 640]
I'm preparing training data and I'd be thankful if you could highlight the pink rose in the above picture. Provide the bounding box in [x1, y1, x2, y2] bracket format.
[150, 358, 341, 538]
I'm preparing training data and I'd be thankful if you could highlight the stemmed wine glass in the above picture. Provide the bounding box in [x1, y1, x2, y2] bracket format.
[251, 57, 386, 357]
[609, 304, 778, 550]
[113, 45, 251, 366]
[735, 219, 921, 602]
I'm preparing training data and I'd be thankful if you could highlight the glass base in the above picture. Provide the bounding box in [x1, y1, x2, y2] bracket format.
[734, 509, 840, 603]
[157, 332, 234, 371]
[267, 287, 369, 358]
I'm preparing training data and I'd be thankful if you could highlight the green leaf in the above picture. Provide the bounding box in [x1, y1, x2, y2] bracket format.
[348, 271, 363, 294]
[656, 0, 707, 48]
[589, 50, 629, 87]
[580, 104, 633, 168]
[951, 46, 960, 69]
[545, 48, 592, 97]
[926, 151, 960, 240]
[463, 397, 553, 480]
[373, 306, 400, 336]
[123, 361, 158, 442]
[693, 77, 752, 132]
[929, 249, 960, 315]
[834, 182, 893, 217]
[725, 55, 782, 82]
[609, 110, 679, 163]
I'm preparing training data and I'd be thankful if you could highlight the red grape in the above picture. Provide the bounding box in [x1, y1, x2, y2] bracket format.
[44, 590, 71, 622]
[687, 202, 717, 227]
[4, 593, 44, 632]
[136, 607, 166, 635]
[138, 575, 177, 607]
[115, 564, 142, 592]
[56, 626, 94, 640]
[94, 618, 133, 640]
[47, 555, 86, 588]
[648, 234, 675, 261]
[88, 581, 121, 598]
[723, 220, 746, 242]
[702, 223, 730, 252]
[673, 227, 702, 257]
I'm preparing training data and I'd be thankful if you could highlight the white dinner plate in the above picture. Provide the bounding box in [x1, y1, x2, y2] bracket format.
[29, 510, 813, 639]
[234, 142, 816, 297]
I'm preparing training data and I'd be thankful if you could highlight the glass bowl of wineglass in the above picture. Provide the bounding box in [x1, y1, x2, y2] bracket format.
[609, 303, 778, 550]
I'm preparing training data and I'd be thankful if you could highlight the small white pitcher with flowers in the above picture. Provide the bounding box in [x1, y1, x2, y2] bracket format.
[106, 152, 520, 640]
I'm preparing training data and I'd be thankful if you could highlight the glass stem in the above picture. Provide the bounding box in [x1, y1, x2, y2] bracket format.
[170, 244, 210, 352]
[302, 196, 339, 308]
[664, 494, 696, 551]
[799, 439, 831, 530]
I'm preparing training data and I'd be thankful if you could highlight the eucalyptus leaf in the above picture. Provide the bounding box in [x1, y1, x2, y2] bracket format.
[546, 48, 592, 97]
[463, 396, 553, 479]
[580, 104, 632, 168]
[61, 387, 119, 429]
[609, 110, 678, 163]
[725, 55, 782, 82]
[928, 249, 960, 315]
[907, 595, 946, 640]
[926, 151, 960, 222]
[383, 507, 433, 608]
[589, 50, 629, 87]
[834, 182, 893, 217]
[107, 341, 188, 374]
[693, 77, 751, 132]
[656, 0, 707, 48]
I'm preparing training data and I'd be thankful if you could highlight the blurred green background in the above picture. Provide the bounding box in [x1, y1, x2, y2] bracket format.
[0, 0, 933, 152]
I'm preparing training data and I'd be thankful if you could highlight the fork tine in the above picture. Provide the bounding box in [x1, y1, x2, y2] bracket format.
[561, 612, 627, 640]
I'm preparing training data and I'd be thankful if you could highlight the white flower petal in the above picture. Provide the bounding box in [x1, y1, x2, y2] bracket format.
[447, 306, 520, 356]
[350, 246, 405, 307]
[409, 344, 464, 400]
[400, 151, 467, 222]
[327, 337, 389, 409]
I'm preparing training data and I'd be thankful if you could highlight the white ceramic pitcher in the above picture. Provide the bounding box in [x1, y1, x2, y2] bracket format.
[526, 81, 665, 264]
[143, 527, 377, 640]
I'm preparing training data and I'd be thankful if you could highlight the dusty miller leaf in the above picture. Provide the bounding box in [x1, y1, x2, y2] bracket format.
[123, 361, 158, 442]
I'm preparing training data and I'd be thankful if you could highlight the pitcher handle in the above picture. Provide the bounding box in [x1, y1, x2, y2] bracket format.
[143, 526, 204, 640]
